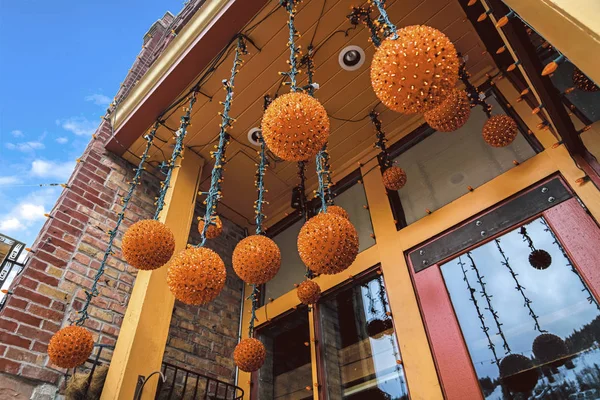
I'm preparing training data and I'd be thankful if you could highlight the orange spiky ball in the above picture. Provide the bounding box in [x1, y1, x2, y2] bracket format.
[167, 246, 226, 305]
[48, 326, 94, 369]
[371, 26, 459, 114]
[482, 115, 518, 147]
[382, 166, 407, 191]
[261, 92, 330, 161]
[297, 213, 359, 275]
[423, 88, 471, 132]
[197, 215, 223, 239]
[297, 280, 321, 305]
[326, 205, 349, 220]
[232, 235, 281, 284]
[122, 219, 175, 270]
[234, 338, 266, 372]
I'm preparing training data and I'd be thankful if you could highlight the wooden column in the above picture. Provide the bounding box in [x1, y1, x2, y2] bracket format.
[101, 151, 204, 400]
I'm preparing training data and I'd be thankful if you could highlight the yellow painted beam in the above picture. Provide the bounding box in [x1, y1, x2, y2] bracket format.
[101, 151, 204, 400]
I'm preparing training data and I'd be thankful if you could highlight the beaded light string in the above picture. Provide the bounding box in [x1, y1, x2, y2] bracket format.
[74, 123, 159, 325]
[280, 0, 301, 92]
[376, 274, 401, 371]
[458, 59, 493, 118]
[494, 238, 546, 333]
[197, 36, 247, 247]
[518, 226, 538, 252]
[348, 5, 382, 47]
[458, 255, 501, 366]
[467, 252, 511, 354]
[370, 111, 393, 170]
[370, 0, 398, 40]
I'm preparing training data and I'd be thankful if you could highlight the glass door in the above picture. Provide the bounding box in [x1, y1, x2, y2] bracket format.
[409, 177, 600, 399]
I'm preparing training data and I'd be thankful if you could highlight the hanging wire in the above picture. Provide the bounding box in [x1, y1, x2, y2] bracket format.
[197, 37, 247, 247]
[348, 5, 382, 47]
[494, 238, 546, 333]
[254, 137, 268, 235]
[280, 0, 301, 92]
[371, 0, 398, 40]
[315, 147, 329, 213]
[75, 123, 159, 326]
[370, 110, 393, 169]
[458, 59, 493, 118]
[247, 284, 260, 337]
[540, 218, 600, 311]
[467, 252, 511, 354]
[459, 256, 501, 366]
[518, 226, 537, 252]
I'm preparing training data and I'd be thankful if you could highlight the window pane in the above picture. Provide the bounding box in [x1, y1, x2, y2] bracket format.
[334, 181, 375, 253]
[256, 309, 312, 400]
[319, 274, 409, 399]
[394, 96, 536, 225]
[441, 217, 600, 399]
[265, 219, 306, 301]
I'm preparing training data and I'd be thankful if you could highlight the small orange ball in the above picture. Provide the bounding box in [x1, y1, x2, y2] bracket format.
[297, 280, 321, 305]
[297, 213, 359, 275]
[233, 235, 281, 284]
[48, 326, 94, 369]
[371, 26, 459, 114]
[167, 246, 226, 305]
[482, 115, 518, 147]
[423, 88, 471, 132]
[197, 215, 223, 239]
[382, 166, 407, 191]
[326, 205, 349, 220]
[261, 92, 330, 161]
[234, 338, 266, 372]
[122, 219, 175, 270]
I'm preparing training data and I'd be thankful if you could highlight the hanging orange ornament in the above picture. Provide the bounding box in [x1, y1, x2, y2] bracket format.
[297, 280, 321, 305]
[371, 26, 459, 114]
[47, 326, 94, 369]
[297, 213, 359, 275]
[423, 88, 471, 132]
[382, 166, 407, 191]
[233, 235, 281, 284]
[197, 215, 223, 239]
[326, 205, 349, 220]
[122, 219, 175, 270]
[167, 246, 226, 305]
[482, 115, 518, 147]
[573, 67, 599, 92]
[234, 337, 266, 372]
[261, 92, 330, 161]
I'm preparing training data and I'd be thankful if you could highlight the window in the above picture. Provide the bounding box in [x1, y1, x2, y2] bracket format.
[255, 308, 312, 399]
[319, 272, 409, 399]
[391, 94, 536, 226]
[441, 217, 600, 399]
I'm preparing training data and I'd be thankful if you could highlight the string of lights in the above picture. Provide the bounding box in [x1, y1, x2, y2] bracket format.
[197, 37, 247, 247]
[370, 0, 398, 40]
[348, 5, 382, 46]
[518, 226, 537, 252]
[458, 59, 493, 118]
[280, 0, 301, 92]
[369, 110, 392, 169]
[74, 122, 159, 326]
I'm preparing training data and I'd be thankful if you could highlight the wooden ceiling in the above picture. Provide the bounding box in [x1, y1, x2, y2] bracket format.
[122, 0, 497, 229]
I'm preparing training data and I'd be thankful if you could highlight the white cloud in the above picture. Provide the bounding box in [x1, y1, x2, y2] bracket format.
[85, 93, 111, 107]
[59, 116, 97, 136]
[4, 141, 45, 152]
[0, 218, 24, 231]
[0, 187, 60, 241]
[0, 176, 19, 185]
[17, 203, 46, 222]
[30, 159, 76, 181]
[11, 130, 23, 137]
[56, 137, 68, 144]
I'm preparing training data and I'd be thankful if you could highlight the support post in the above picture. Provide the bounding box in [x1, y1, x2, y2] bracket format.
[101, 151, 204, 400]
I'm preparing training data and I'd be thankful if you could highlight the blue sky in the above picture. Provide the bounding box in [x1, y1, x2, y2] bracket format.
[0, 0, 184, 247]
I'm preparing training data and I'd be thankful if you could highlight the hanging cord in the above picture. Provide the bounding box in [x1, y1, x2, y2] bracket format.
[467, 252, 511, 354]
[494, 238, 546, 333]
[315, 148, 330, 213]
[458, 59, 493, 118]
[197, 37, 248, 247]
[376, 275, 401, 371]
[540, 219, 600, 311]
[297, 161, 315, 279]
[370, 0, 398, 40]
[370, 110, 393, 170]
[247, 284, 260, 338]
[154, 93, 199, 219]
[75, 123, 159, 325]
[518, 226, 536, 252]
[348, 5, 382, 47]
[459, 256, 501, 366]
[254, 138, 269, 235]
[280, 0, 301, 92]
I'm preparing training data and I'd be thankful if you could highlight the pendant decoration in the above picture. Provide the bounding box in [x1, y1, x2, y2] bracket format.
[370, 111, 407, 191]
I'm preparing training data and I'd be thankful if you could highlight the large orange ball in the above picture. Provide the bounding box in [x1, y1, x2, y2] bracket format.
[424, 88, 471, 132]
[234, 338, 266, 372]
[167, 246, 226, 305]
[382, 166, 407, 191]
[232, 235, 281, 284]
[197, 215, 223, 239]
[48, 326, 94, 369]
[371, 26, 459, 114]
[261, 92, 330, 161]
[297, 213, 359, 275]
[122, 220, 175, 270]
[482, 115, 518, 147]
[326, 205, 349, 220]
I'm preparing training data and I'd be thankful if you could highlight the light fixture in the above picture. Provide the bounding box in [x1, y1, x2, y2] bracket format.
[339, 45, 366, 71]
[247, 127, 262, 146]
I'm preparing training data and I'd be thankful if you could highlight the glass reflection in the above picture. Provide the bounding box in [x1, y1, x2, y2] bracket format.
[320, 274, 409, 399]
[441, 217, 600, 399]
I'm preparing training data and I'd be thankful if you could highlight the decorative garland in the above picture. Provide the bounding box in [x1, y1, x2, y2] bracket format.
[458, 60, 492, 118]
[280, 0, 301, 92]
[348, 6, 382, 47]
[370, 111, 392, 170]
[370, 0, 398, 40]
